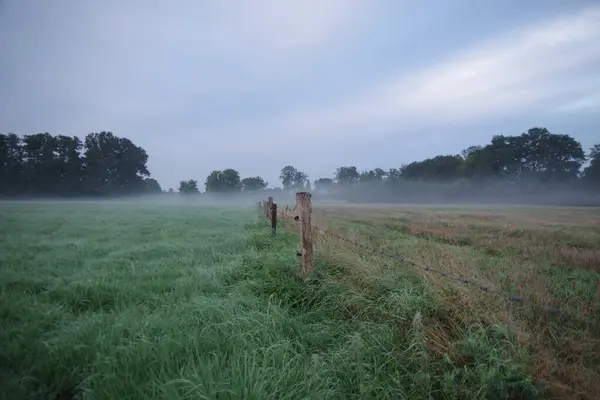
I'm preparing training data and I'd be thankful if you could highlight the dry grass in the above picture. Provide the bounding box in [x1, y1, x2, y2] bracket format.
[296, 203, 600, 399]
[314, 205, 600, 271]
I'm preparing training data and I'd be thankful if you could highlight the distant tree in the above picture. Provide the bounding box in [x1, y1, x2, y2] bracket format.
[179, 179, 199, 194]
[461, 150, 489, 179]
[295, 171, 309, 189]
[462, 128, 585, 182]
[204, 171, 222, 192]
[335, 166, 360, 185]
[205, 169, 242, 192]
[582, 144, 600, 189]
[360, 168, 387, 183]
[461, 145, 483, 159]
[400, 155, 464, 182]
[143, 178, 162, 194]
[517, 127, 584, 181]
[21, 133, 60, 195]
[168, 188, 174, 194]
[1, 131, 153, 197]
[241, 176, 268, 192]
[279, 165, 308, 189]
[54, 135, 84, 195]
[0, 133, 24, 196]
[314, 177, 334, 191]
[83, 131, 150, 196]
[386, 168, 401, 182]
[373, 168, 387, 180]
[359, 170, 375, 183]
[280, 165, 297, 189]
[16, 133, 84, 195]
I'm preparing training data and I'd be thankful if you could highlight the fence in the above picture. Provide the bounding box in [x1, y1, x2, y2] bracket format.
[259, 192, 600, 331]
[259, 192, 314, 279]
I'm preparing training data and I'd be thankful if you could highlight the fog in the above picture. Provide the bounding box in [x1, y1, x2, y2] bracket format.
[3, 182, 598, 210]
[309, 179, 600, 207]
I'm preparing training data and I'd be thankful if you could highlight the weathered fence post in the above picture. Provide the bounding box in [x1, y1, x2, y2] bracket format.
[267, 196, 273, 219]
[296, 192, 314, 279]
[263, 201, 268, 218]
[271, 203, 277, 235]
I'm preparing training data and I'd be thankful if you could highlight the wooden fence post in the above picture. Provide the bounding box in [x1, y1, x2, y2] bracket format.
[267, 196, 273, 219]
[296, 192, 314, 279]
[271, 203, 277, 235]
[263, 201, 267, 218]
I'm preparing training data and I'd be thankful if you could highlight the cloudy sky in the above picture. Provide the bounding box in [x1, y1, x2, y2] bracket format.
[1, 0, 599, 190]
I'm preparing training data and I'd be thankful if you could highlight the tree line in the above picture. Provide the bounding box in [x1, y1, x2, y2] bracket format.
[320, 127, 599, 187]
[0, 131, 160, 197]
[2, 127, 599, 202]
[181, 127, 599, 201]
[177, 165, 310, 195]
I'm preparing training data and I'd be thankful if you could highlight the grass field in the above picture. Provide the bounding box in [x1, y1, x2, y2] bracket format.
[0, 201, 598, 399]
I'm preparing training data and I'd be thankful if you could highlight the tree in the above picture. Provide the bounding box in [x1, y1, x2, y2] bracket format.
[461, 145, 483, 159]
[530, 128, 585, 181]
[241, 176, 268, 192]
[279, 165, 308, 189]
[462, 146, 500, 179]
[144, 178, 162, 194]
[400, 155, 464, 182]
[314, 177, 334, 191]
[21, 133, 59, 195]
[462, 128, 585, 182]
[205, 169, 242, 192]
[179, 179, 199, 194]
[83, 131, 150, 196]
[373, 168, 387, 180]
[280, 165, 297, 189]
[1, 131, 151, 197]
[295, 171, 309, 189]
[1, 131, 156, 197]
[385, 168, 401, 184]
[360, 168, 387, 183]
[54, 135, 84, 195]
[582, 144, 600, 189]
[0, 133, 25, 196]
[335, 166, 360, 185]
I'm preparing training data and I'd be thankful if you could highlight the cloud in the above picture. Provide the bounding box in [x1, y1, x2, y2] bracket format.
[554, 93, 600, 113]
[247, 5, 600, 147]
[0, 0, 367, 129]
[205, 0, 367, 57]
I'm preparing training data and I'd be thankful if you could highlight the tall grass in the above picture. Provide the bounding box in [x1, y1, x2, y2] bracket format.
[0, 202, 538, 399]
[309, 204, 600, 399]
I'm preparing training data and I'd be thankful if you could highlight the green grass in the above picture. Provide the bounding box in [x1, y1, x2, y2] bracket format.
[0, 202, 538, 399]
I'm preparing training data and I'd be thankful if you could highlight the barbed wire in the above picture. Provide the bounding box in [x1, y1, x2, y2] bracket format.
[274, 208, 599, 329]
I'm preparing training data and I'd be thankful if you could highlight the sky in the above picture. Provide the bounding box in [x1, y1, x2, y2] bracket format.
[1, 0, 599, 190]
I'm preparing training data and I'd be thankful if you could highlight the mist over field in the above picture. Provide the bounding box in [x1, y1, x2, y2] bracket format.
[2, 127, 600, 207]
